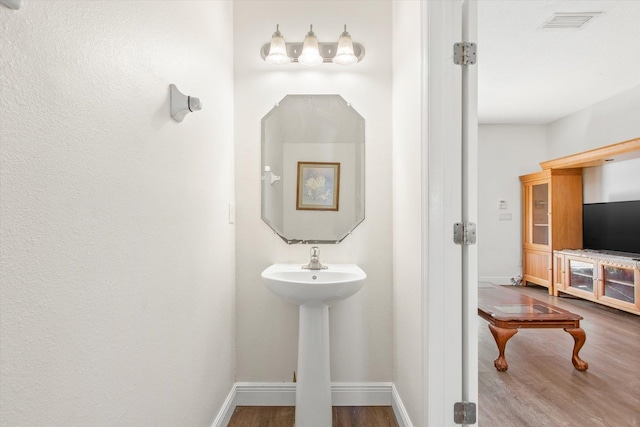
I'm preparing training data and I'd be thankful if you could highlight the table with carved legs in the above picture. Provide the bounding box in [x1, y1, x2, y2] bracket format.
[478, 285, 588, 372]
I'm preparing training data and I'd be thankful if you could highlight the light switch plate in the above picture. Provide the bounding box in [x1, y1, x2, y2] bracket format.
[228, 203, 235, 224]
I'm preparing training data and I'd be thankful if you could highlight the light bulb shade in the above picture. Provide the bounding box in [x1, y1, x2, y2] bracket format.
[333, 28, 358, 65]
[298, 27, 323, 66]
[265, 28, 291, 65]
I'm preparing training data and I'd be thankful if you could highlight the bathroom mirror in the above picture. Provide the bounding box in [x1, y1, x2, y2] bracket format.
[261, 95, 365, 244]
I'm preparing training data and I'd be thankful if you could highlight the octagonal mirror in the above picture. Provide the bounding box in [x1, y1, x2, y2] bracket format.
[261, 95, 365, 244]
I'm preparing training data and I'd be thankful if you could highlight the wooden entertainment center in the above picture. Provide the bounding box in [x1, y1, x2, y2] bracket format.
[553, 249, 640, 315]
[519, 137, 640, 315]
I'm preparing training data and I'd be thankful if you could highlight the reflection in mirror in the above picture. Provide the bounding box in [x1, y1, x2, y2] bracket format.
[262, 95, 365, 244]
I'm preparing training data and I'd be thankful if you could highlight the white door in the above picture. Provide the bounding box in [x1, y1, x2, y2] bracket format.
[422, 0, 478, 425]
[461, 0, 479, 422]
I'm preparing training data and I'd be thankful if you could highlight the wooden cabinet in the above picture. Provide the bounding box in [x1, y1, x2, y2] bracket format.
[554, 252, 566, 291]
[554, 250, 640, 315]
[520, 169, 583, 294]
[523, 248, 552, 289]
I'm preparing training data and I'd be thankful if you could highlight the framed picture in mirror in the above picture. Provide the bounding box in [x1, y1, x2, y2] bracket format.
[296, 162, 340, 211]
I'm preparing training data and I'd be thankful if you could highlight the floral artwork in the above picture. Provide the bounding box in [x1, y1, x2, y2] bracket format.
[296, 162, 340, 211]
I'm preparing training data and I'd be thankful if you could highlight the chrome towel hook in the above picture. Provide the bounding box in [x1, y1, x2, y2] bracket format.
[170, 84, 202, 123]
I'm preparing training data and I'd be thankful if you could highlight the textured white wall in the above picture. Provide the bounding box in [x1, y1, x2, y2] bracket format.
[234, 1, 393, 383]
[391, 1, 423, 425]
[0, 2, 235, 426]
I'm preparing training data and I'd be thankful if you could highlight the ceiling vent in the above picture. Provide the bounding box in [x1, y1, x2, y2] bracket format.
[540, 12, 603, 29]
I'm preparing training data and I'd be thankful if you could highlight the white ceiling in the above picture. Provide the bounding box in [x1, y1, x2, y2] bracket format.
[478, 0, 640, 124]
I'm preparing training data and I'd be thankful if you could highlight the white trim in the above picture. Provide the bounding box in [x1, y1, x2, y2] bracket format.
[235, 382, 296, 406]
[210, 384, 237, 427]
[212, 382, 404, 427]
[422, 1, 464, 425]
[462, 0, 480, 410]
[332, 382, 393, 406]
[234, 382, 394, 406]
[391, 384, 415, 427]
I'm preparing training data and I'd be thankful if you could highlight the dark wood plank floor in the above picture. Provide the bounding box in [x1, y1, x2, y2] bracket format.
[479, 284, 640, 427]
[227, 406, 399, 427]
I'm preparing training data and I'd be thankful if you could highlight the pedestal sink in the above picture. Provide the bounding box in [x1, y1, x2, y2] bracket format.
[261, 263, 366, 427]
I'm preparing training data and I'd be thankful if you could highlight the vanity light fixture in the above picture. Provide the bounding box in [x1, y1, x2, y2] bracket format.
[298, 25, 323, 66]
[333, 25, 358, 65]
[265, 25, 291, 65]
[261, 25, 365, 66]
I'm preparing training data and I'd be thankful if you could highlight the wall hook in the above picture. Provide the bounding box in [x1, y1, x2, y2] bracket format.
[170, 84, 201, 123]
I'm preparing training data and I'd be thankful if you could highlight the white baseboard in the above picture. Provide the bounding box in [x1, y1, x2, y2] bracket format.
[332, 382, 393, 405]
[211, 382, 413, 427]
[211, 384, 237, 427]
[479, 276, 514, 285]
[235, 382, 296, 406]
[391, 384, 414, 427]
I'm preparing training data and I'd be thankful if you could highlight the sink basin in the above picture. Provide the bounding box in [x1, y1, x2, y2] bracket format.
[261, 263, 366, 305]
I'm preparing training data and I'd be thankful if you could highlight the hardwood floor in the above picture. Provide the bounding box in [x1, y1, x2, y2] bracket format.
[227, 406, 399, 427]
[479, 284, 640, 427]
[228, 284, 640, 426]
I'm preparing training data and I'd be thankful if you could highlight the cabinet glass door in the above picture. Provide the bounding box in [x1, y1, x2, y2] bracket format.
[569, 259, 594, 293]
[602, 266, 635, 303]
[531, 183, 549, 245]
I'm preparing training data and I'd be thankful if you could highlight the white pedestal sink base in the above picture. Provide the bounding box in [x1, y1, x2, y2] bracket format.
[261, 263, 366, 427]
[296, 303, 332, 427]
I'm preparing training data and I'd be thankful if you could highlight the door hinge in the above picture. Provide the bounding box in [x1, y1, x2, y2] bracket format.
[453, 222, 477, 245]
[454, 42, 477, 66]
[454, 401, 477, 425]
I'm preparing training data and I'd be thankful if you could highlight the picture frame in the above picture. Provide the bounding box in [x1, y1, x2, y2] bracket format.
[296, 162, 340, 211]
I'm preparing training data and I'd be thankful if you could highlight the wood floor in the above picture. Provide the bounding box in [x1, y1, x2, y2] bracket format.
[228, 284, 640, 426]
[227, 406, 399, 427]
[479, 284, 640, 427]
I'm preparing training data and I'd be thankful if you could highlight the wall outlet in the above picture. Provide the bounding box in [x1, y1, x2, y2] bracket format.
[498, 200, 508, 209]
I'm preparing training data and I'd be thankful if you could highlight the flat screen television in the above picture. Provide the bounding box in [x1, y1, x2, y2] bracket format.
[582, 200, 640, 255]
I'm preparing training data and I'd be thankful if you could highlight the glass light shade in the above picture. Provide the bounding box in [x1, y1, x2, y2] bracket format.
[333, 26, 358, 65]
[265, 26, 291, 65]
[298, 26, 323, 66]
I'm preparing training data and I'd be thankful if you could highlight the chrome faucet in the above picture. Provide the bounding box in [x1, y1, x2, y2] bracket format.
[302, 246, 328, 270]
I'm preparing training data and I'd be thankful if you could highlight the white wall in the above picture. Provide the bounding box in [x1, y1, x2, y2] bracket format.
[546, 85, 640, 159]
[583, 158, 640, 203]
[0, 2, 235, 426]
[547, 85, 640, 203]
[392, 1, 423, 424]
[478, 125, 547, 283]
[234, 1, 393, 383]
